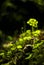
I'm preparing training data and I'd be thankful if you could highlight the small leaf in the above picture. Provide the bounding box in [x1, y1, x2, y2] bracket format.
[11, 47, 16, 51]
[25, 54, 32, 59]
[33, 41, 44, 49]
[17, 45, 22, 49]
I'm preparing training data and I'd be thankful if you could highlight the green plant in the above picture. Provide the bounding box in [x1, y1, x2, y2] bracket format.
[27, 18, 38, 32]
[0, 18, 44, 65]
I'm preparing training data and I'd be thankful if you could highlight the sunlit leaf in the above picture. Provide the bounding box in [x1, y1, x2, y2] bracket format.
[0, 53, 4, 56]
[27, 18, 38, 27]
[17, 45, 22, 49]
[11, 47, 16, 51]
[23, 37, 27, 41]
[19, 38, 23, 42]
[3, 43, 13, 48]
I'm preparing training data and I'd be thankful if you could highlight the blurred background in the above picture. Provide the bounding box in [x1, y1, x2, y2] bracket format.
[0, 0, 44, 35]
[0, 1, 44, 65]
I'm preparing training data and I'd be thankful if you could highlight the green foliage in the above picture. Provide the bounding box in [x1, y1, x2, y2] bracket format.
[32, 30, 41, 37]
[0, 18, 44, 65]
[25, 53, 32, 59]
[17, 45, 22, 49]
[33, 40, 44, 49]
[27, 18, 38, 27]
[6, 36, 13, 41]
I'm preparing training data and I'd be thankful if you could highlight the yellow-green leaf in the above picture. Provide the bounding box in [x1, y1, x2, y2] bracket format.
[17, 45, 22, 49]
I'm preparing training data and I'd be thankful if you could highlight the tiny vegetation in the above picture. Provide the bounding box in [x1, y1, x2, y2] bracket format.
[0, 18, 44, 65]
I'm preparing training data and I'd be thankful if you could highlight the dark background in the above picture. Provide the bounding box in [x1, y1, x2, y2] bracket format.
[0, 0, 44, 35]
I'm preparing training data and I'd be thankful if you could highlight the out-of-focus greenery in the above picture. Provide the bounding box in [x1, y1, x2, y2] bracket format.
[0, 18, 44, 65]
[30, 0, 44, 11]
[0, 0, 44, 65]
[31, 0, 44, 6]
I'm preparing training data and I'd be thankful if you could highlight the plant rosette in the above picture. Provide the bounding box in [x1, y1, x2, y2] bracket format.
[27, 18, 38, 28]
